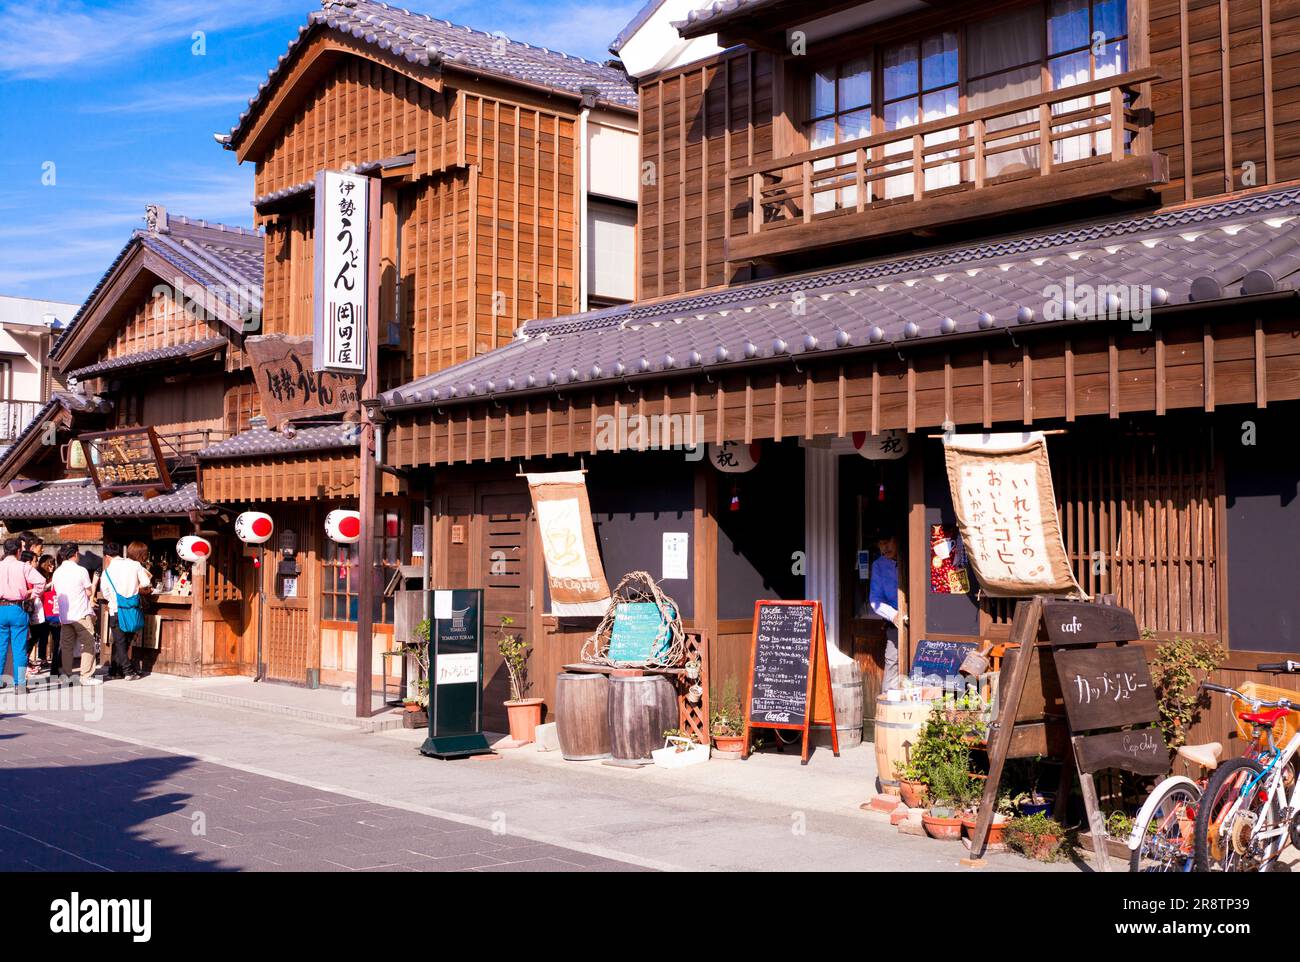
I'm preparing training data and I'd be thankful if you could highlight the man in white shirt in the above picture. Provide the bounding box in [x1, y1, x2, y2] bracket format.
[52, 543, 100, 685]
[100, 541, 150, 680]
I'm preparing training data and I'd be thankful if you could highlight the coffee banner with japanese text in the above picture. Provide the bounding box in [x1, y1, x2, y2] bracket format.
[526, 471, 612, 617]
[942, 433, 1085, 597]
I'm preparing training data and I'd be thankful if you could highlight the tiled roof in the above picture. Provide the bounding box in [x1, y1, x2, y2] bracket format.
[195, 423, 360, 462]
[0, 392, 110, 487]
[227, 0, 637, 149]
[672, 0, 779, 36]
[66, 337, 228, 381]
[51, 212, 263, 363]
[382, 186, 1300, 411]
[252, 152, 413, 210]
[610, 0, 670, 53]
[0, 480, 202, 522]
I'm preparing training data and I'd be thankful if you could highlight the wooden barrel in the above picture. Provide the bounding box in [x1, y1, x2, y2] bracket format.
[874, 697, 930, 794]
[831, 661, 864, 750]
[554, 672, 611, 761]
[607, 674, 677, 763]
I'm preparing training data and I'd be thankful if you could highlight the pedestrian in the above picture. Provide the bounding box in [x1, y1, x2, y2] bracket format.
[0, 537, 43, 692]
[32, 554, 58, 674]
[102, 541, 150, 681]
[23, 551, 51, 681]
[52, 543, 100, 686]
[869, 531, 907, 693]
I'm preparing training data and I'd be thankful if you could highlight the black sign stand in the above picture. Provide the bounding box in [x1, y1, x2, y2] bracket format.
[420, 588, 494, 760]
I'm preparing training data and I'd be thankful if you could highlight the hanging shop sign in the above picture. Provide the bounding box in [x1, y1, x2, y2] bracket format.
[79, 427, 173, 498]
[852, 429, 908, 460]
[235, 511, 274, 545]
[607, 601, 678, 665]
[325, 509, 362, 544]
[313, 169, 372, 374]
[246, 334, 361, 427]
[942, 433, 1084, 597]
[420, 588, 492, 760]
[743, 600, 839, 765]
[929, 523, 970, 594]
[708, 440, 761, 473]
[525, 471, 611, 617]
[175, 536, 212, 562]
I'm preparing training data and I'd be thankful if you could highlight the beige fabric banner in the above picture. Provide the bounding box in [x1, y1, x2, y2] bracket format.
[943, 433, 1085, 598]
[526, 471, 612, 617]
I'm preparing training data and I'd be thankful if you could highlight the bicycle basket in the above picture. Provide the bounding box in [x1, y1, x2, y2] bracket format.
[1233, 682, 1300, 745]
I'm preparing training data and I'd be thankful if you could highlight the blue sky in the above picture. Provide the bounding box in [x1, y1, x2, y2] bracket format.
[0, 0, 641, 305]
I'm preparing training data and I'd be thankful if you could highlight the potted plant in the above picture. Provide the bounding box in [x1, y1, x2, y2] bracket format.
[892, 758, 929, 809]
[1005, 812, 1066, 861]
[921, 754, 969, 840]
[710, 680, 746, 754]
[498, 616, 543, 743]
[960, 788, 1011, 845]
[652, 728, 709, 769]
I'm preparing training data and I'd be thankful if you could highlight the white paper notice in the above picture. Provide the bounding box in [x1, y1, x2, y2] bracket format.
[435, 652, 478, 686]
[433, 590, 452, 619]
[662, 532, 689, 580]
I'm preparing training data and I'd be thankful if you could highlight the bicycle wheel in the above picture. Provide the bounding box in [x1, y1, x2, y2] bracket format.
[1193, 756, 1264, 872]
[1130, 779, 1201, 872]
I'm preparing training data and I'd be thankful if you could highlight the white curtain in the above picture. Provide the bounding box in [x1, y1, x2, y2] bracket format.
[967, 6, 1044, 178]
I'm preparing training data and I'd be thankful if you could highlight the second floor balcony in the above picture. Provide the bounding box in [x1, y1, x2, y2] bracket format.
[729, 67, 1165, 263]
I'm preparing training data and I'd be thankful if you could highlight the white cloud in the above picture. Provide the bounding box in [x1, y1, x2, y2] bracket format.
[0, 0, 300, 79]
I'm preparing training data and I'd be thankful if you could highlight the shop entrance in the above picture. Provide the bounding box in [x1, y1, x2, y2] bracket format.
[839, 453, 908, 717]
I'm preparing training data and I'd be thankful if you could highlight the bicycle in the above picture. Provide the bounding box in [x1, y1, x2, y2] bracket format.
[1192, 660, 1300, 872]
[1127, 661, 1298, 872]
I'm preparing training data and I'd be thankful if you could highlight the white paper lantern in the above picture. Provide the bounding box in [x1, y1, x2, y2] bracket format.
[234, 511, 274, 545]
[176, 536, 212, 562]
[708, 440, 762, 473]
[325, 509, 362, 544]
[852, 429, 909, 461]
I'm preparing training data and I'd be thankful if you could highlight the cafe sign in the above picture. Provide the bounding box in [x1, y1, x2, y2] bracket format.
[312, 169, 371, 374]
[80, 427, 173, 498]
[246, 334, 360, 427]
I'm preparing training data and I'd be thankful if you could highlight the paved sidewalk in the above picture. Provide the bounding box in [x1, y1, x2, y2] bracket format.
[1, 678, 1073, 872]
[0, 715, 640, 872]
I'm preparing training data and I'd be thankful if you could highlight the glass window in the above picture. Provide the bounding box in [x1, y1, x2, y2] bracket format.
[321, 510, 403, 625]
[807, 56, 873, 212]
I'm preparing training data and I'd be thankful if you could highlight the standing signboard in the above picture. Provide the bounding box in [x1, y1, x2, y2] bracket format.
[742, 600, 839, 765]
[313, 169, 370, 374]
[80, 427, 173, 500]
[419, 588, 493, 759]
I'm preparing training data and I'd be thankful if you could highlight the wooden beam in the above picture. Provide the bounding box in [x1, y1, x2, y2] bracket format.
[1064, 340, 1076, 422]
[1203, 325, 1216, 412]
[1108, 336, 1119, 419]
[1255, 318, 1267, 408]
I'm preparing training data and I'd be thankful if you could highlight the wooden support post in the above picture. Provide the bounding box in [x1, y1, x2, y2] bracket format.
[1074, 736, 1112, 872]
[355, 175, 383, 719]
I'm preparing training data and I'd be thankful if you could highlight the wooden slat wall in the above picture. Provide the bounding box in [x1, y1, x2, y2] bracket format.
[387, 315, 1300, 468]
[638, 48, 774, 299]
[262, 211, 315, 338]
[253, 54, 456, 200]
[1149, 0, 1300, 202]
[1055, 425, 1220, 639]
[201, 452, 403, 502]
[98, 287, 234, 362]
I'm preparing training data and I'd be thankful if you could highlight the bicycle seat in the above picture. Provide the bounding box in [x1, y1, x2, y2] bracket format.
[1238, 707, 1291, 727]
[1177, 742, 1223, 770]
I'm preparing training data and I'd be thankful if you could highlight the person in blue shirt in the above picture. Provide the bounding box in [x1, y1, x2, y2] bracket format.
[869, 532, 906, 692]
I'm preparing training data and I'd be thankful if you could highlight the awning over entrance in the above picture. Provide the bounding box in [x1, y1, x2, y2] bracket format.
[0, 478, 202, 522]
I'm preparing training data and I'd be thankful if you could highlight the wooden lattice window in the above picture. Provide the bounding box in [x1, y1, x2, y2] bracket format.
[321, 510, 404, 625]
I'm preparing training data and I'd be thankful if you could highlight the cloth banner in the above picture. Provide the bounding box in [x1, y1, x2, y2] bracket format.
[526, 471, 612, 617]
[942, 432, 1085, 598]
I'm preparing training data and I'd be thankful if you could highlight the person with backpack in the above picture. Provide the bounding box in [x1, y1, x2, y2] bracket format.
[101, 541, 150, 681]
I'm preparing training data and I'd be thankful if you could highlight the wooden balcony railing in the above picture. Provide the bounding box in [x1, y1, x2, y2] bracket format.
[0, 400, 43, 442]
[729, 67, 1163, 260]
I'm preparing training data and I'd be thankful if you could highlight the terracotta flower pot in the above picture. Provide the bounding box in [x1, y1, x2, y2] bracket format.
[899, 779, 928, 809]
[712, 733, 745, 753]
[404, 702, 422, 713]
[1025, 834, 1060, 860]
[922, 811, 964, 840]
[504, 698, 544, 743]
[961, 812, 1007, 845]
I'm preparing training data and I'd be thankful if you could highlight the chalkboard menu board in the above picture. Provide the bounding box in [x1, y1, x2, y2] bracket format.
[910, 640, 978, 680]
[607, 602, 677, 664]
[743, 600, 839, 764]
[1054, 645, 1159, 731]
[749, 603, 816, 727]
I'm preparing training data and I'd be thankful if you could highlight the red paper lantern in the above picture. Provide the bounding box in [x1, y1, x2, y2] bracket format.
[234, 511, 274, 545]
[176, 536, 212, 562]
[325, 509, 362, 544]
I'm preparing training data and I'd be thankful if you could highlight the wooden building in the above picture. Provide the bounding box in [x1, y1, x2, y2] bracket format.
[194, 0, 639, 694]
[0, 208, 264, 677]
[377, 0, 1300, 750]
